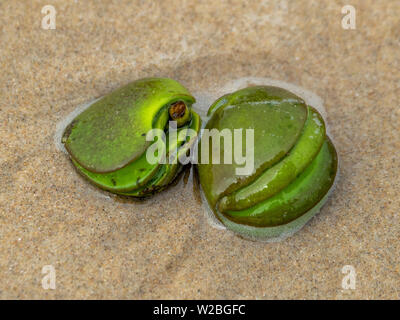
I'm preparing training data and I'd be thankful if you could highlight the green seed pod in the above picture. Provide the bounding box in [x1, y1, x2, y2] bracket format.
[198, 86, 338, 240]
[62, 77, 201, 197]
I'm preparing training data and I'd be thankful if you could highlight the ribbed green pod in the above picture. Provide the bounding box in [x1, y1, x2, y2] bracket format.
[62, 78, 201, 197]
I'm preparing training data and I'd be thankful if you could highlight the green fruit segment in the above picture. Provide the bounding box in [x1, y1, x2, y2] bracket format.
[120, 164, 169, 197]
[63, 78, 195, 173]
[157, 112, 201, 187]
[207, 86, 307, 116]
[223, 138, 337, 227]
[212, 185, 335, 241]
[198, 86, 308, 208]
[198, 86, 338, 240]
[218, 106, 326, 212]
[120, 112, 201, 196]
[169, 102, 192, 127]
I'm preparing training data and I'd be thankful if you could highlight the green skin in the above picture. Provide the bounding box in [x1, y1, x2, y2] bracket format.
[63, 78, 201, 197]
[198, 86, 338, 240]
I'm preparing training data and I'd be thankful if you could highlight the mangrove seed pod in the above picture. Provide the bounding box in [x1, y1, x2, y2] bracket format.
[62, 77, 201, 197]
[198, 86, 338, 240]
